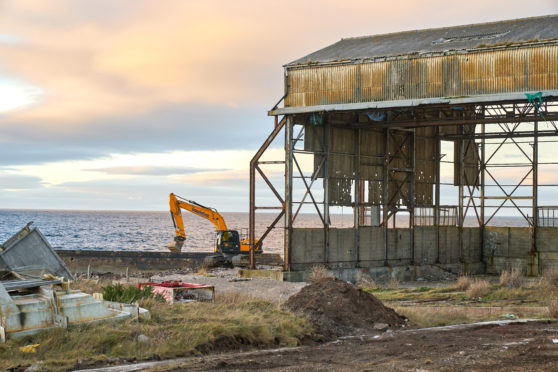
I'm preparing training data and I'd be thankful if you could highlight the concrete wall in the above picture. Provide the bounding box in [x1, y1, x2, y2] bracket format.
[291, 226, 558, 274]
[291, 226, 482, 271]
[537, 227, 558, 271]
[483, 226, 558, 274]
[56, 250, 283, 274]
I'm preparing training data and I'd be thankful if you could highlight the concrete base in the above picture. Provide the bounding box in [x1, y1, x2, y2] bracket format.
[280, 262, 485, 283]
[238, 269, 284, 281]
[1, 284, 148, 341]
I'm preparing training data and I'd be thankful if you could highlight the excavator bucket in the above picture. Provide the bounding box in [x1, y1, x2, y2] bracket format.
[167, 238, 184, 253]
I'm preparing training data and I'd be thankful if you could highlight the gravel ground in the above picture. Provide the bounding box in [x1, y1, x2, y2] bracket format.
[146, 268, 307, 303]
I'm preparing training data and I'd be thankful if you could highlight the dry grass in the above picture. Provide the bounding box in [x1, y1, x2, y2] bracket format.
[395, 305, 548, 328]
[456, 276, 471, 291]
[70, 278, 112, 294]
[197, 266, 208, 276]
[548, 296, 558, 318]
[308, 265, 332, 283]
[0, 286, 312, 371]
[499, 267, 524, 289]
[356, 272, 377, 289]
[216, 291, 262, 304]
[541, 267, 558, 288]
[387, 278, 400, 290]
[465, 279, 491, 299]
[395, 306, 498, 327]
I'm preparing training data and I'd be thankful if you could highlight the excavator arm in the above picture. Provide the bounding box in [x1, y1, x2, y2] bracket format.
[168, 193, 228, 252]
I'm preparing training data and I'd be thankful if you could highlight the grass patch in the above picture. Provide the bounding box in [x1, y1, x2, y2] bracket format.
[308, 265, 332, 283]
[356, 272, 378, 289]
[371, 279, 556, 327]
[395, 306, 499, 327]
[482, 286, 546, 302]
[541, 267, 558, 288]
[466, 279, 491, 299]
[456, 276, 471, 291]
[394, 305, 547, 328]
[387, 278, 400, 290]
[548, 296, 558, 318]
[499, 268, 525, 289]
[71, 278, 112, 294]
[373, 281, 553, 305]
[369, 287, 462, 302]
[0, 289, 312, 371]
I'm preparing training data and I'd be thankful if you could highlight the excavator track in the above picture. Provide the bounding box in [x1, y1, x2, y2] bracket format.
[202, 253, 250, 268]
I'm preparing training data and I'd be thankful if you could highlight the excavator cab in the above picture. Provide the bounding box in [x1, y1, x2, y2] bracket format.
[215, 230, 241, 254]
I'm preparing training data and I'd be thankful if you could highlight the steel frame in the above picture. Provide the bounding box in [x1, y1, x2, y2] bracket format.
[249, 97, 558, 273]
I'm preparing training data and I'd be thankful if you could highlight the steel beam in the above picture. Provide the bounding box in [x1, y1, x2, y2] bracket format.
[284, 117, 294, 271]
[249, 117, 286, 269]
[410, 128, 415, 265]
[458, 125, 464, 264]
[383, 128, 389, 266]
[324, 121, 330, 265]
[531, 120, 539, 276]
[435, 126, 441, 264]
[354, 128, 361, 267]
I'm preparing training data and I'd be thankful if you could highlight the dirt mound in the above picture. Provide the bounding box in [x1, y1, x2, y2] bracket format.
[283, 277, 406, 337]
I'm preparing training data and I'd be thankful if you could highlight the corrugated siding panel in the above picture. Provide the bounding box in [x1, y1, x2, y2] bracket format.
[285, 44, 558, 107]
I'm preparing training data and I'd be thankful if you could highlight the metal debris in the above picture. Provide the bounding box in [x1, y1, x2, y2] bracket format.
[139, 281, 215, 304]
[0, 223, 148, 342]
[0, 222, 73, 280]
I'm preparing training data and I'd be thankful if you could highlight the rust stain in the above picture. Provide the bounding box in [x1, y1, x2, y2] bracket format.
[285, 44, 558, 107]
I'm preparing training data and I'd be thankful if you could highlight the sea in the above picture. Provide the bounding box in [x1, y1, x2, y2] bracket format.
[0, 209, 529, 256]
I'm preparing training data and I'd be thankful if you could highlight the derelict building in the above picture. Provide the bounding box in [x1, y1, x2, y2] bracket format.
[249, 15, 558, 279]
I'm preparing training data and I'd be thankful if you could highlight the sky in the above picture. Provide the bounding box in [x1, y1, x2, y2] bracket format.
[0, 0, 557, 212]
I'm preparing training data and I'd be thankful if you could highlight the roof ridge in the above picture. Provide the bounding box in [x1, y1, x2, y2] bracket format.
[340, 14, 557, 42]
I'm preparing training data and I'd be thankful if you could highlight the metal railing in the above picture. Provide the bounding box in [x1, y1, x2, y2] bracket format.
[415, 206, 458, 226]
[538, 206, 558, 227]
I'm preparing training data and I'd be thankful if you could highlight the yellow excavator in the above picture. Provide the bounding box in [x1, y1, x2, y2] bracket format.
[167, 193, 261, 265]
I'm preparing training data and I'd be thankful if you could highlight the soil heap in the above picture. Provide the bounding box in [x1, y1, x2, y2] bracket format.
[283, 277, 406, 337]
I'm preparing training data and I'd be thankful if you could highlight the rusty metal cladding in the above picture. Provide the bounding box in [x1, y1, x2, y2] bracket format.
[285, 44, 558, 108]
[305, 124, 437, 206]
[454, 125, 480, 186]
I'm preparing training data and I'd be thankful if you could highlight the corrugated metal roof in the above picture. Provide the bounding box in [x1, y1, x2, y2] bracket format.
[287, 15, 558, 67]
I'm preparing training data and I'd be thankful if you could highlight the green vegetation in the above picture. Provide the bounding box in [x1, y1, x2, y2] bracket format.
[369, 286, 462, 301]
[102, 283, 164, 304]
[365, 281, 554, 305]
[0, 290, 312, 371]
[362, 278, 557, 328]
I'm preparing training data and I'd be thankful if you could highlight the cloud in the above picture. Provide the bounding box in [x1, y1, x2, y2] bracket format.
[0, 142, 102, 166]
[1, 0, 552, 126]
[0, 177, 253, 211]
[0, 102, 277, 165]
[172, 170, 248, 186]
[0, 0, 556, 211]
[0, 1, 554, 156]
[0, 173, 43, 190]
[0, 1, 283, 125]
[85, 166, 229, 176]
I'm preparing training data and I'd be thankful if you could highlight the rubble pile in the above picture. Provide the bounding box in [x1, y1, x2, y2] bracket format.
[283, 277, 406, 337]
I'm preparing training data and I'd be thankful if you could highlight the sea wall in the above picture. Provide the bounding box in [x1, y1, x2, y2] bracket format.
[56, 250, 283, 274]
